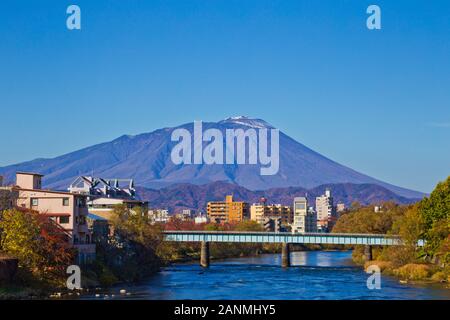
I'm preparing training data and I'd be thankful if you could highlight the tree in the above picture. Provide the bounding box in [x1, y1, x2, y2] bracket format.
[104, 204, 164, 281]
[0, 208, 75, 286]
[418, 176, 450, 259]
[419, 176, 450, 230]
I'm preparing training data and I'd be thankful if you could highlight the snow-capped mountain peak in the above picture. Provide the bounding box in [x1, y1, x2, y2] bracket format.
[220, 116, 274, 129]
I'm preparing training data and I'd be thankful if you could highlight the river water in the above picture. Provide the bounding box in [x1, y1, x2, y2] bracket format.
[84, 251, 450, 300]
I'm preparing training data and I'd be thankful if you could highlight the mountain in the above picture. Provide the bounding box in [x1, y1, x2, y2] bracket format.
[136, 181, 420, 213]
[0, 116, 424, 199]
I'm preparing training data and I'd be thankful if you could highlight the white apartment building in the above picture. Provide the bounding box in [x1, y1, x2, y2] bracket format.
[316, 189, 335, 221]
[292, 197, 317, 233]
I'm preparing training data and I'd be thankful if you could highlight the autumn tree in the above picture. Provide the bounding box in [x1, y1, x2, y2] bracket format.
[0, 208, 75, 286]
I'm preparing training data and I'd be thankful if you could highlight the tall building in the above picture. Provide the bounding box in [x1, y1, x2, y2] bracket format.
[316, 189, 335, 221]
[292, 196, 317, 233]
[207, 195, 249, 224]
[315, 188, 339, 232]
[13, 172, 95, 262]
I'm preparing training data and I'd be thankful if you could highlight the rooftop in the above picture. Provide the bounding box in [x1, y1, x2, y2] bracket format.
[16, 171, 44, 176]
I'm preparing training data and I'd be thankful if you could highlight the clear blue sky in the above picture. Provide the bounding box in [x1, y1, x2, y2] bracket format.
[1, 0, 449, 193]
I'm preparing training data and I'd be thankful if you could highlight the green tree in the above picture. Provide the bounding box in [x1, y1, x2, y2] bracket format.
[100, 204, 164, 282]
[418, 176, 450, 259]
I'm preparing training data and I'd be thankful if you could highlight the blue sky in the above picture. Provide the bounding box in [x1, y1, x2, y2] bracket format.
[0, 0, 449, 193]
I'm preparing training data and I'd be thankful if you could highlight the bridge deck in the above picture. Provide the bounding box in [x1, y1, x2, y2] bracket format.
[163, 231, 402, 246]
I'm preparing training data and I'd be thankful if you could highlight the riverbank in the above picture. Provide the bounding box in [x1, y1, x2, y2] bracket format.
[364, 260, 450, 287]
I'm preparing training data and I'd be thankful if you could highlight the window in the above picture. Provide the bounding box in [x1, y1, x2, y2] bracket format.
[31, 198, 39, 206]
[63, 198, 70, 206]
[59, 216, 70, 224]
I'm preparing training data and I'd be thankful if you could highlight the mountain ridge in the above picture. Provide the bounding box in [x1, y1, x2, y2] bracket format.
[0, 116, 424, 199]
[137, 181, 420, 213]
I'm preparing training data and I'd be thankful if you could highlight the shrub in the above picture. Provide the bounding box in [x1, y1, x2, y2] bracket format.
[430, 271, 446, 282]
[393, 264, 430, 280]
[364, 260, 393, 272]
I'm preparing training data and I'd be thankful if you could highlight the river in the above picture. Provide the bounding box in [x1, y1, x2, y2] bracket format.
[83, 251, 449, 300]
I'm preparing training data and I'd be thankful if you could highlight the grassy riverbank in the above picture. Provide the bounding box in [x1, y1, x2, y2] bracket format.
[333, 176, 450, 286]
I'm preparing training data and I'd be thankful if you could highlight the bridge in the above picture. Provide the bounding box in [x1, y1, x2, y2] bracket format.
[163, 231, 402, 268]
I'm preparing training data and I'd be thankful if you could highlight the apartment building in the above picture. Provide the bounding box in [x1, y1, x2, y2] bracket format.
[207, 195, 249, 224]
[250, 198, 292, 230]
[292, 196, 317, 233]
[13, 172, 95, 262]
[315, 189, 338, 232]
[316, 189, 335, 220]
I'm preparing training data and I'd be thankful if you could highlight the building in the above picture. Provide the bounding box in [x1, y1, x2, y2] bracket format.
[250, 197, 292, 231]
[148, 209, 170, 224]
[336, 203, 346, 213]
[13, 172, 95, 262]
[207, 195, 249, 224]
[315, 189, 338, 232]
[68, 176, 136, 199]
[316, 189, 335, 220]
[292, 196, 317, 233]
[174, 210, 195, 221]
[194, 214, 209, 224]
[177, 209, 195, 221]
[68, 176, 148, 220]
[263, 216, 282, 232]
[87, 197, 148, 220]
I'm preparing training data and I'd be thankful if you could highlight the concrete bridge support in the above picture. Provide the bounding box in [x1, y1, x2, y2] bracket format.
[364, 245, 373, 261]
[200, 241, 210, 268]
[281, 242, 290, 268]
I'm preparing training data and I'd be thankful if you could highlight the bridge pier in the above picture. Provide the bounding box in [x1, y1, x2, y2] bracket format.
[200, 241, 210, 268]
[281, 242, 290, 268]
[364, 245, 373, 261]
